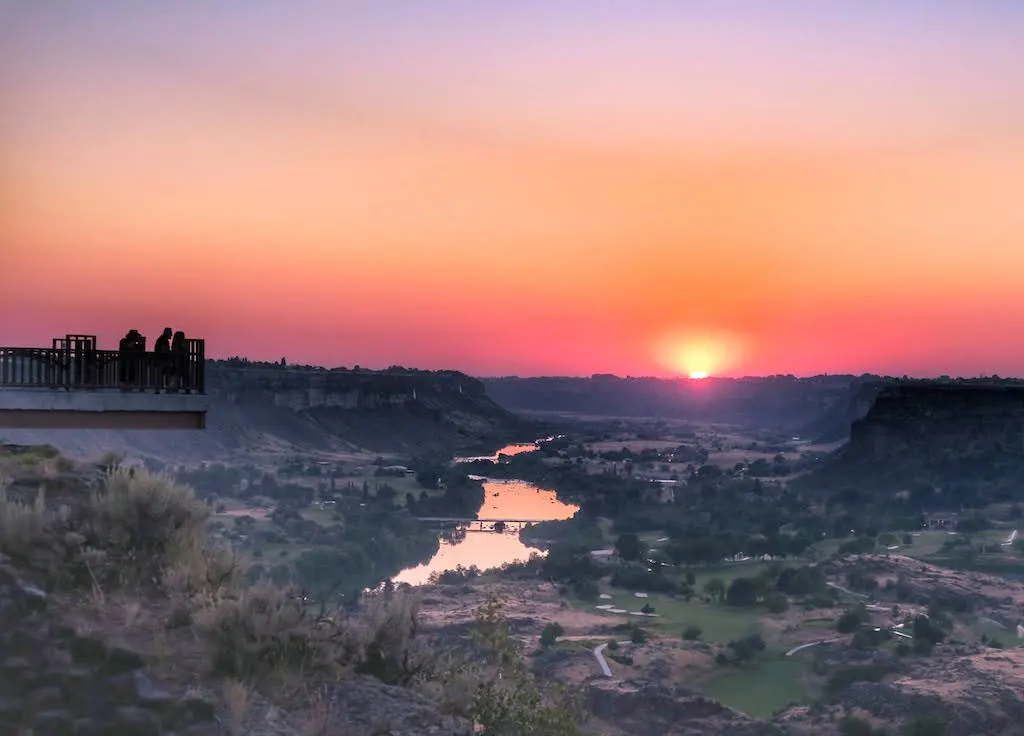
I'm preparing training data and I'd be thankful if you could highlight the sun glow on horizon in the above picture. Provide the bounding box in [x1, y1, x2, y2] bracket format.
[654, 328, 749, 379]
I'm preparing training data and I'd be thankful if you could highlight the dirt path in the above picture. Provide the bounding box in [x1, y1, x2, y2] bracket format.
[593, 643, 613, 677]
[785, 637, 843, 657]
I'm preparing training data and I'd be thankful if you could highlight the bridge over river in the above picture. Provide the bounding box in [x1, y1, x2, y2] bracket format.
[413, 517, 544, 532]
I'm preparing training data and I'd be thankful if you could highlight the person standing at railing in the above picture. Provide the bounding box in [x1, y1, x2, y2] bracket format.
[153, 327, 173, 392]
[118, 329, 143, 390]
[169, 331, 188, 392]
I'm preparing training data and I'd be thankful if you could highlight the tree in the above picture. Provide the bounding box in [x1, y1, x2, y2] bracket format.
[540, 622, 565, 649]
[725, 577, 759, 607]
[836, 607, 866, 634]
[704, 578, 726, 602]
[764, 592, 789, 614]
[469, 596, 583, 735]
[614, 533, 644, 562]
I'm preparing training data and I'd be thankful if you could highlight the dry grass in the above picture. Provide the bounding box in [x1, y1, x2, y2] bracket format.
[222, 678, 253, 735]
[298, 685, 338, 736]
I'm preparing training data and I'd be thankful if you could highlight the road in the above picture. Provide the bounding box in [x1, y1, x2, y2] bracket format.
[826, 581, 868, 599]
[593, 643, 613, 677]
[785, 637, 844, 657]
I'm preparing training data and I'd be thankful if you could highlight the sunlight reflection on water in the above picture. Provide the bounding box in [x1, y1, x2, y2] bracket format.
[394, 445, 577, 585]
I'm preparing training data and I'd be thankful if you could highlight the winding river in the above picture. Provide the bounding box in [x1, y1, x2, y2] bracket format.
[394, 442, 578, 585]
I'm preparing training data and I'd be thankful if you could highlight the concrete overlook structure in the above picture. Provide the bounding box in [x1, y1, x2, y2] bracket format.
[0, 333, 208, 430]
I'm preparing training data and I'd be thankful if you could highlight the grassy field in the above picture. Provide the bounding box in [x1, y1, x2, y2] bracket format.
[699, 654, 810, 718]
[809, 529, 1014, 563]
[802, 617, 836, 630]
[576, 585, 762, 642]
[966, 617, 1019, 647]
[300, 507, 340, 525]
[689, 560, 774, 589]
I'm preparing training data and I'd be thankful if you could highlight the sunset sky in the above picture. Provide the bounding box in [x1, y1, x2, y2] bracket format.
[3, 1, 1024, 377]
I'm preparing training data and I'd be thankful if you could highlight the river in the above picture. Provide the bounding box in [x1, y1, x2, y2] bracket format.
[393, 442, 578, 585]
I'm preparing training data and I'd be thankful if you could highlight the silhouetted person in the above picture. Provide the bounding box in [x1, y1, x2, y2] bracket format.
[169, 330, 187, 391]
[153, 327, 173, 392]
[118, 329, 143, 390]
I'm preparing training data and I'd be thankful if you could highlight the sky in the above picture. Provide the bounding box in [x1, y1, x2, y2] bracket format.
[3, 1, 1024, 378]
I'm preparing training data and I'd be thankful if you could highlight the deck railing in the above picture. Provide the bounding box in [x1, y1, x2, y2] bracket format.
[0, 334, 206, 394]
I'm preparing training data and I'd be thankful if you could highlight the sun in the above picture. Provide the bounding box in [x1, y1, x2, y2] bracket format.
[653, 328, 748, 379]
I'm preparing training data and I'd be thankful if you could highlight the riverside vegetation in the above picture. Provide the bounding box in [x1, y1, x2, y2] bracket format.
[0, 444, 584, 735]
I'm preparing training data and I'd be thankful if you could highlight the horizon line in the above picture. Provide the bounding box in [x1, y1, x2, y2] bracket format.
[206, 358, 1021, 383]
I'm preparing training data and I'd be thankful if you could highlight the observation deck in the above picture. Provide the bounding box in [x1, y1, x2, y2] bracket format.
[0, 333, 208, 430]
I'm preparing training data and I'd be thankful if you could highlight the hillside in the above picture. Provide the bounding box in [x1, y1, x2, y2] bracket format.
[0, 451, 571, 735]
[483, 374, 861, 429]
[0, 364, 529, 464]
[799, 382, 1024, 504]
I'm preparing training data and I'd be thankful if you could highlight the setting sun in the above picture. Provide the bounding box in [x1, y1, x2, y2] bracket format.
[654, 329, 749, 379]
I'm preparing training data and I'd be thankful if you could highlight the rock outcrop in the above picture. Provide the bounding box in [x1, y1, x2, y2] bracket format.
[825, 554, 1024, 617]
[846, 383, 1024, 461]
[587, 679, 785, 736]
[778, 650, 1024, 736]
[0, 555, 217, 735]
[801, 381, 1024, 497]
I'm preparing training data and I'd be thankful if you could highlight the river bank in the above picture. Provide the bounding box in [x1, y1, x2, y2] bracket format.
[395, 440, 578, 584]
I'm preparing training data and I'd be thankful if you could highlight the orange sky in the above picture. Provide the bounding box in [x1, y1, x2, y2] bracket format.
[3, 2, 1024, 377]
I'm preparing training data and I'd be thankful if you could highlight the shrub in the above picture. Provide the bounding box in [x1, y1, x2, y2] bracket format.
[682, 625, 702, 641]
[0, 485, 63, 565]
[467, 595, 583, 735]
[764, 592, 790, 614]
[825, 663, 894, 697]
[571, 578, 600, 601]
[347, 589, 432, 685]
[201, 581, 333, 681]
[852, 627, 891, 650]
[203, 583, 430, 687]
[836, 608, 866, 634]
[86, 468, 226, 589]
[541, 622, 565, 648]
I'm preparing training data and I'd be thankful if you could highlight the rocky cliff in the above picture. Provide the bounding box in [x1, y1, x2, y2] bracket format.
[798, 380, 884, 443]
[804, 382, 1024, 499]
[845, 383, 1024, 460]
[0, 555, 218, 735]
[1, 365, 528, 463]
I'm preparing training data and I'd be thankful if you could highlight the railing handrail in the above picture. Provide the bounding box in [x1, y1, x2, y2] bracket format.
[0, 336, 206, 394]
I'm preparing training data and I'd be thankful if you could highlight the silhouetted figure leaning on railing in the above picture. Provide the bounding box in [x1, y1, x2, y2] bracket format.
[153, 327, 173, 393]
[118, 329, 144, 390]
[169, 330, 188, 392]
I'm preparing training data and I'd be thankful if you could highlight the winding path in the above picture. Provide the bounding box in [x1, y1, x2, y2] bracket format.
[593, 643, 613, 677]
[826, 582, 868, 599]
[785, 637, 843, 657]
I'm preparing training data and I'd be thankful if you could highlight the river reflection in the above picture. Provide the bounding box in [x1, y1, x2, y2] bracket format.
[452, 443, 541, 463]
[394, 477, 579, 585]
